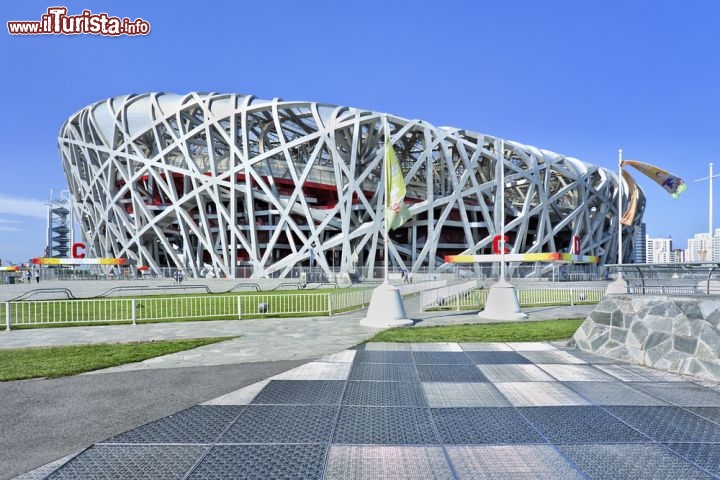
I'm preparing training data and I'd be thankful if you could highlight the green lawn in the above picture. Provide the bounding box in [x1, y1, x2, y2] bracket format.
[0, 337, 236, 381]
[366, 319, 584, 343]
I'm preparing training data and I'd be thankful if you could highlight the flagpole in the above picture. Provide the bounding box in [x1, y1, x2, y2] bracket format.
[617, 149, 623, 267]
[383, 115, 390, 284]
[499, 139, 506, 282]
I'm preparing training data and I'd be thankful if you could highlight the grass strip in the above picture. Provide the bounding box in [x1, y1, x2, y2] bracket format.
[0, 336, 236, 381]
[366, 319, 584, 343]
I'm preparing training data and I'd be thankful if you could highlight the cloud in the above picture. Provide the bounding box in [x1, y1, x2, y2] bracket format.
[0, 225, 22, 232]
[0, 195, 47, 220]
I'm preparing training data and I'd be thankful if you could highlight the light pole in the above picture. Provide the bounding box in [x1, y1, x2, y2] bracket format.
[695, 163, 719, 259]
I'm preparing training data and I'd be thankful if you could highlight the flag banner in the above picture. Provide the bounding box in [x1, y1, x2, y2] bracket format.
[620, 169, 640, 226]
[621, 160, 687, 198]
[385, 136, 410, 230]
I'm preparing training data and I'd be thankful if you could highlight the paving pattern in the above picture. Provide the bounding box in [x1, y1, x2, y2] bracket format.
[40, 342, 720, 479]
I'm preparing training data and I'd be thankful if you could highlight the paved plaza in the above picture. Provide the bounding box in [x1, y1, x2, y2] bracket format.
[5, 303, 720, 479]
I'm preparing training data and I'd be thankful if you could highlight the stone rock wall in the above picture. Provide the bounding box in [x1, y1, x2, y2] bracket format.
[572, 295, 720, 381]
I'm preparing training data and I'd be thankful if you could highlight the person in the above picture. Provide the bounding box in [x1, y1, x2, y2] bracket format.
[34, 270, 40, 283]
[178, 270, 184, 284]
[408, 271, 414, 284]
[173, 270, 180, 284]
[25, 270, 31, 283]
[400, 269, 406, 282]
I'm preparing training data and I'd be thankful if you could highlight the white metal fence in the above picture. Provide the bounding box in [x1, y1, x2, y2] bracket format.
[2, 283, 609, 330]
[422, 286, 607, 312]
[421, 281, 478, 310]
[1, 289, 389, 329]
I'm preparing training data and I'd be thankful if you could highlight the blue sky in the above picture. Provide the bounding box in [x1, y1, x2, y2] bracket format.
[1, 0, 718, 264]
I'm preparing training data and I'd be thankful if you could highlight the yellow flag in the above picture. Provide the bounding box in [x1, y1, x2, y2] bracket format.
[385, 136, 410, 230]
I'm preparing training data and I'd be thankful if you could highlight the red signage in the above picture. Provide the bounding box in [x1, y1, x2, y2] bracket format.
[572, 235, 581, 255]
[492, 235, 509, 254]
[71, 242, 86, 259]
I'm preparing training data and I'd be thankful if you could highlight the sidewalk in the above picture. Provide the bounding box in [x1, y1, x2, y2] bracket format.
[3, 303, 597, 479]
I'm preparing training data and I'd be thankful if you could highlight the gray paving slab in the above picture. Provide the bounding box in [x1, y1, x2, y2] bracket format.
[19, 341, 720, 479]
[7, 298, 716, 479]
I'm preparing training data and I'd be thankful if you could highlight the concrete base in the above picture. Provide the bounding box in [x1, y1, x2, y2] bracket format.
[478, 280, 528, 321]
[360, 282, 413, 328]
[605, 276, 628, 295]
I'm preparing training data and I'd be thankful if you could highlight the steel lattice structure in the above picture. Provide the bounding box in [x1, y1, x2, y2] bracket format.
[58, 92, 644, 278]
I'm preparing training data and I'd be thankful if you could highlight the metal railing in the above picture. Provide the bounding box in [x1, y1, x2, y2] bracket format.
[421, 281, 478, 310]
[422, 286, 607, 312]
[2, 287, 396, 329]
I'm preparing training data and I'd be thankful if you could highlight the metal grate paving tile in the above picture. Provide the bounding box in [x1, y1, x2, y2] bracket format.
[686, 407, 720, 425]
[507, 342, 557, 351]
[47, 444, 207, 480]
[250, 380, 345, 405]
[477, 364, 555, 382]
[412, 351, 473, 365]
[596, 364, 686, 382]
[333, 406, 438, 444]
[422, 382, 510, 408]
[518, 406, 648, 443]
[103, 405, 242, 444]
[537, 364, 617, 382]
[364, 342, 413, 351]
[217, 405, 338, 443]
[559, 443, 715, 480]
[605, 406, 720, 442]
[495, 382, 590, 406]
[416, 364, 488, 383]
[271, 361, 352, 381]
[16, 452, 79, 480]
[563, 381, 668, 406]
[410, 342, 463, 352]
[664, 443, 720, 476]
[348, 362, 419, 382]
[187, 444, 327, 479]
[631, 382, 720, 407]
[446, 445, 584, 480]
[460, 342, 512, 351]
[431, 407, 545, 444]
[324, 445, 453, 480]
[354, 351, 414, 364]
[342, 381, 428, 407]
[465, 351, 532, 364]
[519, 350, 586, 364]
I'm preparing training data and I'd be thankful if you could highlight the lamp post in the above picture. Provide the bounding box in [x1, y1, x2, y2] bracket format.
[695, 163, 719, 259]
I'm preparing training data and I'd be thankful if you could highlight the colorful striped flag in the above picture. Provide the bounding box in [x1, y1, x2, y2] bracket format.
[620, 170, 640, 226]
[385, 136, 410, 230]
[621, 160, 687, 198]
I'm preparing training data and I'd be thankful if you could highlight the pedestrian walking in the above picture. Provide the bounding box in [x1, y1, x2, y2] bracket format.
[25, 270, 31, 283]
[408, 271, 414, 284]
[34, 270, 40, 283]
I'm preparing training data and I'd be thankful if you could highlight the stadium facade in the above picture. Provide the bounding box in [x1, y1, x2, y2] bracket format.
[58, 92, 645, 278]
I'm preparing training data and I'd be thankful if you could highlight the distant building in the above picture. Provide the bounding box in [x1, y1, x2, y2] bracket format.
[673, 249, 686, 262]
[646, 236, 673, 264]
[687, 233, 712, 261]
[633, 223, 647, 263]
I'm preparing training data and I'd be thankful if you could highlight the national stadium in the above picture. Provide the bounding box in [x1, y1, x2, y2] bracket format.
[58, 92, 644, 278]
